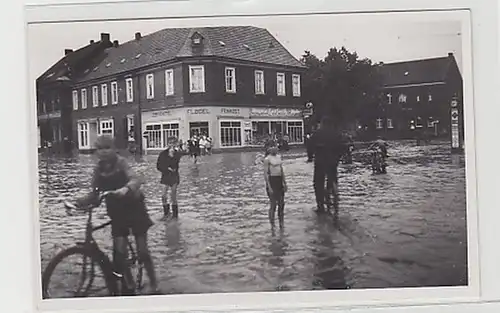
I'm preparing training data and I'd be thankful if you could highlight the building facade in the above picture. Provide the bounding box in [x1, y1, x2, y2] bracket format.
[36, 35, 113, 153]
[65, 26, 306, 153]
[371, 53, 464, 141]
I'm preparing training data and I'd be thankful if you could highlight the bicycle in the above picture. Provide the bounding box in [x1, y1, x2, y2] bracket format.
[41, 191, 144, 298]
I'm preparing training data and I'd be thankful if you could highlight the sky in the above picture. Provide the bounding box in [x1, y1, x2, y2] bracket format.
[27, 10, 465, 81]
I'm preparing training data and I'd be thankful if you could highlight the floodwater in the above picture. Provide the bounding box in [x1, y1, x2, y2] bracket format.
[38, 141, 468, 296]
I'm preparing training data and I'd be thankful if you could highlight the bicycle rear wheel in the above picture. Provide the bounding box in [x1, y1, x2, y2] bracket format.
[42, 246, 115, 298]
[127, 242, 144, 293]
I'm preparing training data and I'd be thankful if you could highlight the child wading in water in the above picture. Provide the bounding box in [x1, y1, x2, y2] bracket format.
[157, 137, 183, 220]
[73, 135, 160, 295]
[263, 145, 287, 231]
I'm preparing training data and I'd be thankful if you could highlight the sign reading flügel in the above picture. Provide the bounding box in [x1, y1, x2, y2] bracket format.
[250, 108, 302, 117]
[187, 108, 210, 115]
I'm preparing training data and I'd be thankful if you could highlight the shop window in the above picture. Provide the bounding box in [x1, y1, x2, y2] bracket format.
[287, 121, 304, 143]
[145, 122, 179, 149]
[220, 121, 242, 147]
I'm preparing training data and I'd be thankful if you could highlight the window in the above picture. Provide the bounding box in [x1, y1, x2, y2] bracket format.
[225, 67, 236, 93]
[276, 72, 286, 96]
[387, 93, 392, 104]
[72, 90, 78, 110]
[287, 121, 303, 143]
[81, 89, 88, 109]
[126, 78, 134, 102]
[292, 74, 301, 97]
[220, 121, 242, 147]
[145, 123, 180, 149]
[416, 116, 423, 128]
[127, 116, 135, 141]
[387, 118, 394, 129]
[99, 119, 114, 137]
[376, 118, 383, 129]
[189, 65, 205, 93]
[428, 94, 433, 101]
[165, 69, 174, 96]
[416, 95, 420, 102]
[101, 84, 108, 106]
[92, 86, 99, 107]
[78, 122, 90, 149]
[146, 73, 154, 99]
[254, 70, 265, 94]
[398, 93, 407, 103]
[111, 82, 118, 104]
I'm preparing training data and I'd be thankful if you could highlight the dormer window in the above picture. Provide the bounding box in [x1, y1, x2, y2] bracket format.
[190, 32, 204, 46]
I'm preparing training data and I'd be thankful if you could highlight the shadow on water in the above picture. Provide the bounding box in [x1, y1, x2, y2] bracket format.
[310, 213, 349, 290]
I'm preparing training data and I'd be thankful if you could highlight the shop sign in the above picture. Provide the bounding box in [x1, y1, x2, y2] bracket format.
[151, 110, 172, 118]
[220, 108, 241, 115]
[451, 124, 459, 148]
[187, 108, 210, 115]
[451, 108, 459, 123]
[243, 121, 252, 129]
[250, 108, 302, 118]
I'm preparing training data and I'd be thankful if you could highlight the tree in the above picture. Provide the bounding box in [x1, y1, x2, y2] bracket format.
[300, 47, 383, 131]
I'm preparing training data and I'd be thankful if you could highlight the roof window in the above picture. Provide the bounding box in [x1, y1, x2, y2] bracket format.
[120, 58, 126, 63]
[135, 53, 142, 59]
[243, 44, 251, 50]
[106, 63, 111, 68]
[218, 41, 226, 46]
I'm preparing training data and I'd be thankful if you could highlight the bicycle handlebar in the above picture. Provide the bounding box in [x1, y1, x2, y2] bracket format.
[64, 191, 112, 214]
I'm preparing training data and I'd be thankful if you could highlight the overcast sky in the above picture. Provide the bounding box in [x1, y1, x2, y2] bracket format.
[27, 11, 465, 80]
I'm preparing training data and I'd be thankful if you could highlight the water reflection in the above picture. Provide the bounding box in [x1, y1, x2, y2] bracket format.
[311, 215, 348, 290]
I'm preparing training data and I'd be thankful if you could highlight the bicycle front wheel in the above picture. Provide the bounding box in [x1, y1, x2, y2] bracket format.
[42, 246, 115, 299]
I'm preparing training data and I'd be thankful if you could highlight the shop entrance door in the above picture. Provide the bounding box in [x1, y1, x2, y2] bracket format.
[189, 121, 209, 137]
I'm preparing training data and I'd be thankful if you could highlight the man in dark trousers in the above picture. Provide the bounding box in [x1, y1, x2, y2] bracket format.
[310, 116, 348, 213]
[157, 137, 183, 220]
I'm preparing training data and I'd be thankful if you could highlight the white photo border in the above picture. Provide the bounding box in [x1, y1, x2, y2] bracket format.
[19, 0, 498, 312]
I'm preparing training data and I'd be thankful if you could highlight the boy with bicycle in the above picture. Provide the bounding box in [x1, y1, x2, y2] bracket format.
[71, 135, 160, 295]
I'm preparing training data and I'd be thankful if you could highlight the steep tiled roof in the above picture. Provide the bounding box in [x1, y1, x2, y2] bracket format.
[37, 41, 110, 84]
[76, 26, 305, 82]
[378, 55, 457, 87]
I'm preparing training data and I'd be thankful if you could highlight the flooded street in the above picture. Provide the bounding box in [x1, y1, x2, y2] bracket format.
[38, 141, 468, 295]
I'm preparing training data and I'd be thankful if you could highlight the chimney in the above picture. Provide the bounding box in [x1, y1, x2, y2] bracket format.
[100, 33, 111, 42]
[448, 52, 454, 57]
[135, 32, 142, 40]
[64, 49, 73, 55]
[90, 40, 95, 44]
[113, 40, 119, 48]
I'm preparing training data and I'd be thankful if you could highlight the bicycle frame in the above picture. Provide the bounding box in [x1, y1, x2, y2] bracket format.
[73, 194, 140, 296]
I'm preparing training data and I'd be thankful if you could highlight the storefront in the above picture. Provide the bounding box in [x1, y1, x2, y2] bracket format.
[141, 106, 304, 151]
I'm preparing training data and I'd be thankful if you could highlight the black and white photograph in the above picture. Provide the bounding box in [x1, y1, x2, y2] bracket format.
[29, 6, 476, 303]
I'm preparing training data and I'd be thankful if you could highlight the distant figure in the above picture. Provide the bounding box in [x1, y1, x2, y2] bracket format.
[305, 133, 314, 162]
[188, 136, 200, 164]
[263, 145, 287, 231]
[157, 137, 183, 220]
[206, 136, 213, 155]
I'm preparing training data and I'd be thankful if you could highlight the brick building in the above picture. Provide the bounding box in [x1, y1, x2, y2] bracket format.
[371, 53, 464, 141]
[51, 26, 306, 153]
[36, 36, 113, 152]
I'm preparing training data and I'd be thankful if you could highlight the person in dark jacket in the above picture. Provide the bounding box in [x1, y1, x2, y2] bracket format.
[157, 137, 183, 220]
[310, 116, 348, 212]
[74, 135, 159, 295]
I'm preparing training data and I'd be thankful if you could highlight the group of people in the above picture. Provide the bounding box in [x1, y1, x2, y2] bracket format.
[66, 115, 386, 295]
[177, 133, 212, 164]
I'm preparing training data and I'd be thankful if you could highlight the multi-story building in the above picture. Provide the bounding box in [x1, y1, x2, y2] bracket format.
[372, 53, 464, 141]
[64, 26, 306, 153]
[36, 34, 113, 152]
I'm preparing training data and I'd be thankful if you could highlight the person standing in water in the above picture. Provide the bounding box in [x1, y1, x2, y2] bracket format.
[263, 145, 287, 231]
[157, 137, 183, 220]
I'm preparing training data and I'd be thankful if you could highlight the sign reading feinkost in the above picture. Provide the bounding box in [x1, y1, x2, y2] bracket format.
[250, 108, 302, 118]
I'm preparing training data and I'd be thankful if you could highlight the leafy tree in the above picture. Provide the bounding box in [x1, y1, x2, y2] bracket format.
[300, 47, 383, 131]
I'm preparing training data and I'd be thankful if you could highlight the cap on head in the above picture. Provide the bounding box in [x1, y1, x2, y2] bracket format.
[95, 135, 115, 149]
